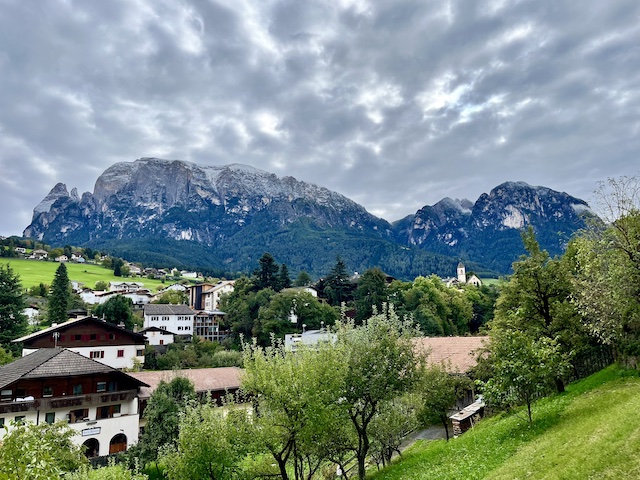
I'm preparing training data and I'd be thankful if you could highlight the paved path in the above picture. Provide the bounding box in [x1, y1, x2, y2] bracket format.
[400, 424, 447, 453]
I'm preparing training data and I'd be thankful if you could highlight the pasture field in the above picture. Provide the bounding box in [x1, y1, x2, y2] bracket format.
[371, 365, 640, 480]
[2, 258, 167, 291]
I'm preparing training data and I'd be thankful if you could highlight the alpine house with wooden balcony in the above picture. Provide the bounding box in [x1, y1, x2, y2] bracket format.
[0, 348, 149, 457]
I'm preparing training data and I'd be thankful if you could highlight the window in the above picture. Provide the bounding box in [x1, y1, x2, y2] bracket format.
[117, 350, 124, 358]
[43, 386, 53, 397]
[14, 416, 25, 424]
[136, 349, 144, 356]
[90, 351, 104, 359]
[69, 408, 89, 423]
[74, 334, 82, 341]
[109, 333, 116, 340]
[159, 340, 164, 345]
[73, 384, 83, 395]
[45, 412, 55, 424]
[97, 404, 121, 419]
[96, 382, 107, 393]
[1, 389, 12, 401]
[108, 381, 117, 392]
[90, 334, 97, 340]
[0, 418, 4, 428]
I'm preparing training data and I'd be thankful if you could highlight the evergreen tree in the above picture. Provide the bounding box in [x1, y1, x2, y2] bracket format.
[113, 258, 124, 277]
[354, 267, 388, 323]
[324, 257, 354, 306]
[48, 263, 71, 325]
[293, 270, 313, 287]
[253, 252, 279, 291]
[0, 264, 28, 353]
[277, 263, 292, 291]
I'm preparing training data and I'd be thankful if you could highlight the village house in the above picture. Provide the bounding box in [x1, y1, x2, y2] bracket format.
[55, 255, 69, 262]
[143, 304, 195, 335]
[109, 281, 145, 293]
[193, 310, 229, 343]
[13, 316, 146, 370]
[30, 249, 48, 260]
[14, 247, 26, 254]
[0, 348, 148, 457]
[201, 280, 235, 311]
[446, 262, 483, 287]
[91, 289, 154, 310]
[139, 326, 176, 348]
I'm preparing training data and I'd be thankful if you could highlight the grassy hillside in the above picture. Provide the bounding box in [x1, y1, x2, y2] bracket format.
[370, 365, 640, 479]
[1, 258, 167, 291]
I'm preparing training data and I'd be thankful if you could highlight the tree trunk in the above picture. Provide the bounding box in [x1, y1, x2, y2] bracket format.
[554, 377, 565, 393]
[441, 417, 450, 441]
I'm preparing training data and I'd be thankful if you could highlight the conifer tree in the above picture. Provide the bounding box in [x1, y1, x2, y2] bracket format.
[0, 264, 28, 353]
[48, 263, 71, 325]
[277, 263, 292, 290]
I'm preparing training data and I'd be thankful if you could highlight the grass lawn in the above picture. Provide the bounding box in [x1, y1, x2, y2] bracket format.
[2, 258, 168, 291]
[369, 366, 640, 479]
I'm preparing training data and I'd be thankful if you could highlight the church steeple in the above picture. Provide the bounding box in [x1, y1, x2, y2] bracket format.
[457, 262, 466, 283]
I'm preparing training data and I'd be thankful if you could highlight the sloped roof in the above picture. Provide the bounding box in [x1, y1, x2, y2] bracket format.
[12, 316, 146, 344]
[0, 348, 148, 390]
[143, 304, 195, 316]
[129, 367, 242, 400]
[413, 336, 488, 373]
[139, 326, 177, 335]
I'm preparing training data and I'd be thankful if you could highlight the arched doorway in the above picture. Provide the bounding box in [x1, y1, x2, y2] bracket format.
[82, 438, 100, 458]
[109, 433, 127, 454]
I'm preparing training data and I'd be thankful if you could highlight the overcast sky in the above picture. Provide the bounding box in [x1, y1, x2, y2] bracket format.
[1, 1, 639, 237]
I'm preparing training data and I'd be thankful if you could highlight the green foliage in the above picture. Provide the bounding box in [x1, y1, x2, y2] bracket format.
[277, 263, 292, 290]
[369, 396, 419, 469]
[369, 366, 640, 480]
[354, 267, 389, 323]
[0, 263, 28, 353]
[67, 459, 148, 480]
[95, 280, 108, 291]
[152, 290, 187, 305]
[253, 252, 280, 291]
[336, 307, 419, 479]
[161, 401, 253, 480]
[415, 364, 472, 440]
[133, 377, 197, 467]
[241, 337, 350, 480]
[322, 256, 354, 306]
[0, 345, 14, 365]
[293, 270, 312, 287]
[93, 294, 136, 330]
[0, 420, 88, 479]
[47, 262, 71, 325]
[481, 328, 569, 424]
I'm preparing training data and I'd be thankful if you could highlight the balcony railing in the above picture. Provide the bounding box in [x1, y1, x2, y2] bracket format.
[0, 389, 138, 414]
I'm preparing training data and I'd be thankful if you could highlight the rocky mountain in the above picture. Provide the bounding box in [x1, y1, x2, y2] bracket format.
[394, 181, 596, 272]
[24, 159, 596, 277]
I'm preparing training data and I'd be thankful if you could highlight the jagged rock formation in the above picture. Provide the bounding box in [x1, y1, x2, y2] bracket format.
[394, 181, 596, 272]
[24, 159, 596, 276]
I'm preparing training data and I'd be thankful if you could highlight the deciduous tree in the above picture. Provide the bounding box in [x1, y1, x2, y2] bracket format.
[93, 294, 136, 330]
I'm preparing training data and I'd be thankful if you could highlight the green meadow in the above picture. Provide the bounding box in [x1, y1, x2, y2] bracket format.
[2, 258, 167, 291]
[370, 365, 640, 479]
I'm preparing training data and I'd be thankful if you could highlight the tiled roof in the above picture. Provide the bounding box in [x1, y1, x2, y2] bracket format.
[143, 304, 195, 316]
[0, 349, 109, 389]
[129, 367, 242, 399]
[139, 326, 177, 335]
[413, 336, 488, 373]
[12, 316, 146, 343]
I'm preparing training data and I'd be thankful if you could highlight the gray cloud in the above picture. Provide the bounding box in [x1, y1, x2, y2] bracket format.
[1, 0, 639, 236]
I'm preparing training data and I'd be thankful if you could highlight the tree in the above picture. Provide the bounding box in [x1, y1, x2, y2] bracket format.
[354, 268, 388, 323]
[415, 363, 472, 440]
[336, 306, 419, 480]
[133, 377, 197, 470]
[480, 328, 568, 424]
[48, 262, 71, 325]
[68, 460, 148, 480]
[241, 338, 349, 480]
[93, 295, 136, 330]
[152, 290, 188, 305]
[571, 177, 640, 364]
[95, 280, 108, 291]
[161, 400, 252, 480]
[494, 227, 591, 391]
[369, 396, 419, 468]
[0, 264, 28, 353]
[0, 420, 88, 479]
[253, 253, 280, 291]
[293, 271, 313, 287]
[323, 257, 353, 306]
[277, 263, 292, 291]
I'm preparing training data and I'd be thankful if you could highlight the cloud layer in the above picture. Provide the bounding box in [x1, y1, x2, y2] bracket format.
[1, 0, 639, 236]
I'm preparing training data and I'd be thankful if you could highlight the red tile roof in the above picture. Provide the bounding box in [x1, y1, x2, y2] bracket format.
[413, 336, 488, 373]
[129, 367, 242, 399]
